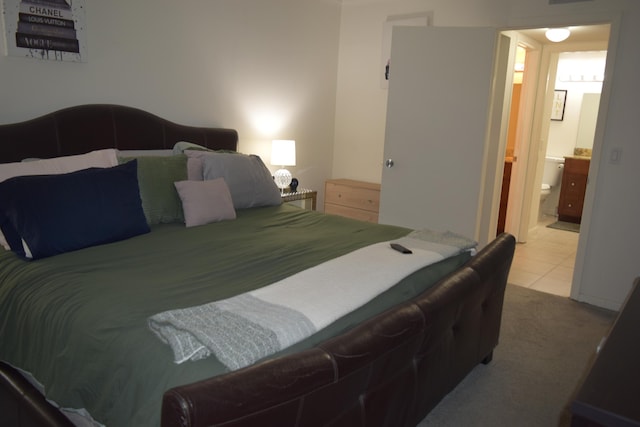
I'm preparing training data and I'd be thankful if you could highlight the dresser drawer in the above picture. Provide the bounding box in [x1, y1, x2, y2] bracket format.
[325, 180, 380, 212]
[324, 203, 379, 223]
[324, 179, 380, 223]
[559, 195, 584, 218]
[562, 174, 587, 195]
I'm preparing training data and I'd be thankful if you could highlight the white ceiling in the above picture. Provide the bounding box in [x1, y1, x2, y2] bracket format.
[516, 23, 610, 44]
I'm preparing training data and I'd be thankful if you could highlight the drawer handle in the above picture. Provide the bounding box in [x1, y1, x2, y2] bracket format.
[571, 182, 576, 186]
[568, 203, 573, 208]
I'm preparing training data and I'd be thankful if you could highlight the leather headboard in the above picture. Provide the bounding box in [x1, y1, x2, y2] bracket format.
[0, 104, 238, 163]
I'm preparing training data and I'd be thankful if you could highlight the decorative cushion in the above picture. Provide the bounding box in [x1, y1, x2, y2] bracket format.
[174, 178, 237, 227]
[0, 149, 119, 250]
[173, 140, 236, 155]
[200, 152, 282, 209]
[175, 143, 213, 180]
[182, 147, 239, 181]
[0, 160, 149, 260]
[118, 155, 188, 225]
[173, 141, 215, 154]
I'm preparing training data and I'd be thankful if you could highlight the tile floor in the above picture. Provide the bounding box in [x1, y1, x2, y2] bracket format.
[508, 215, 580, 297]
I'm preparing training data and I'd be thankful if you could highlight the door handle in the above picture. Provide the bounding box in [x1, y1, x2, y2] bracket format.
[385, 158, 394, 168]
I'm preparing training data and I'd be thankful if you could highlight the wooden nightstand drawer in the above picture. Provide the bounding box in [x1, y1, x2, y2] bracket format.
[324, 179, 380, 223]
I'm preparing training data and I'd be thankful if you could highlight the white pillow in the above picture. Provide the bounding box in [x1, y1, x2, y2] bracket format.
[0, 149, 118, 183]
[174, 178, 236, 227]
[184, 150, 209, 180]
[0, 148, 119, 250]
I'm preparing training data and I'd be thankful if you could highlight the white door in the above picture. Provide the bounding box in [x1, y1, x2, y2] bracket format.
[379, 26, 510, 245]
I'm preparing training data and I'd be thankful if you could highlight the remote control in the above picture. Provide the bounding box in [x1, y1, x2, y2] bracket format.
[390, 243, 412, 254]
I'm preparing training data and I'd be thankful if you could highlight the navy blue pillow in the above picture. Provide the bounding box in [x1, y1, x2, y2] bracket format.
[0, 160, 150, 259]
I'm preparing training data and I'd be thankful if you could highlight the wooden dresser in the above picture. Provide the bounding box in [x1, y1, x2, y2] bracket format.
[324, 179, 380, 223]
[558, 157, 590, 224]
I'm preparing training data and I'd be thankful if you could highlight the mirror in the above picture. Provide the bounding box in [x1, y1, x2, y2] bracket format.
[575, 93, 600, 149]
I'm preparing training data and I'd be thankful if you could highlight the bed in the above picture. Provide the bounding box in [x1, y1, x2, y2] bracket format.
[0, 104, 515, 427]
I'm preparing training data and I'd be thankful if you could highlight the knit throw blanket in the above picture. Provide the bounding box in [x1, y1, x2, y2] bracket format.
[148, 231, 476, 371]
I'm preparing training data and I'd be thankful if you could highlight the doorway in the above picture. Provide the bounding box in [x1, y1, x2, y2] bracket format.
[501, 24, 610, 297]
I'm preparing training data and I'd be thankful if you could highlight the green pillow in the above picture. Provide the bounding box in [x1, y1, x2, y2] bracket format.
[119, 155, 188, 224]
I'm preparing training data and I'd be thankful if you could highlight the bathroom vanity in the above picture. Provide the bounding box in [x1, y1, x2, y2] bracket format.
[558, 156, 590, 224]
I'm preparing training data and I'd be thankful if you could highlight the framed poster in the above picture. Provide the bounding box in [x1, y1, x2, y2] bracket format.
[551, 89, 567, 121]
[1, 0, 87, 62]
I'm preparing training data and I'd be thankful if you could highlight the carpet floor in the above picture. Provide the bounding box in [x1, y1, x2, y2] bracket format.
[417, 284, 615, 427]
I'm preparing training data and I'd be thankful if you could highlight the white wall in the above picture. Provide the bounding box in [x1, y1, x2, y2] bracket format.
[0, 0, 341, 207]
[546, 51, 605, 157]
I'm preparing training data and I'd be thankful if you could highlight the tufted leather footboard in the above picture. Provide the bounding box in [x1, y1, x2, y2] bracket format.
[161, 233, 515, 427]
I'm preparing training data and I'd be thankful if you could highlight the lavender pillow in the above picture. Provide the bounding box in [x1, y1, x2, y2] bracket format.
[174, 178, 236, 227]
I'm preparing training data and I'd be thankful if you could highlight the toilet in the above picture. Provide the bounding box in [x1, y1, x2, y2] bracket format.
[540, 156, 565, 209]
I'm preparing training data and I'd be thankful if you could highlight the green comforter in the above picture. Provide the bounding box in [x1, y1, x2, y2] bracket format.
[0, 204, 469, 426]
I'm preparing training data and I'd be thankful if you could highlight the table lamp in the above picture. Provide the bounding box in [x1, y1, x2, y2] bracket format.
[271, 139, 296, 194]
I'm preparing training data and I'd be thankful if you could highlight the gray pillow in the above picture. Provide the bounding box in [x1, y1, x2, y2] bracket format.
[201, 152, 282, 209]
[173, 141, 214, 154]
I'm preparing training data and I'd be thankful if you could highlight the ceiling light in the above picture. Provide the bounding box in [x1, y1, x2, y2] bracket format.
[545, 28, 571, 42]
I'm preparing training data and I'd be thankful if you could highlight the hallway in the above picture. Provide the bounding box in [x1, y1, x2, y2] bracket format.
[508, 216, 579, 297]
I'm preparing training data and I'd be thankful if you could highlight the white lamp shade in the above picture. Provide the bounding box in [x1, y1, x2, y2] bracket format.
[271, 140, 296, 166]
[545, 28, 570, 43]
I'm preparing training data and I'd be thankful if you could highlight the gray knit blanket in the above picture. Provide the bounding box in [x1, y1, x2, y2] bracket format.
[148, 231, 476, 371]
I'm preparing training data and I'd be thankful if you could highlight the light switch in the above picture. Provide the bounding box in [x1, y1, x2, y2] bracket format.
[610, 148, 621, 164]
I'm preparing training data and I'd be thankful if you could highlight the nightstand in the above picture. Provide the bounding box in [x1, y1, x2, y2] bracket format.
[281, 189, 317, 210]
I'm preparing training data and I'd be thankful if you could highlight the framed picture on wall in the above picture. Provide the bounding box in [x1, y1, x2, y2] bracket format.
[1, 0, 87, 62]
[551, 89, 567, 121]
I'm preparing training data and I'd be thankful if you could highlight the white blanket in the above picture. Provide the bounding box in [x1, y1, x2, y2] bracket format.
[149, 233, 475, 371]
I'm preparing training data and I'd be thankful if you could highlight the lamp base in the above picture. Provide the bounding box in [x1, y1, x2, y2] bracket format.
[274, 168, 292, 193]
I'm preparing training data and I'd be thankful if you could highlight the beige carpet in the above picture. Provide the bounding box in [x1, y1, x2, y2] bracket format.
[418, 284, 615, 427]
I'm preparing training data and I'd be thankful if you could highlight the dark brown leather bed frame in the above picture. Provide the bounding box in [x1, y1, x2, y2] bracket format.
[0, 105, 515, 427]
